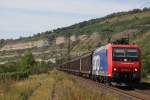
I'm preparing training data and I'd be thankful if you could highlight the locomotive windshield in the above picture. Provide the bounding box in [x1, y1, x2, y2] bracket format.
[126, 49, 138, 57]
[113, 48, 138, 61]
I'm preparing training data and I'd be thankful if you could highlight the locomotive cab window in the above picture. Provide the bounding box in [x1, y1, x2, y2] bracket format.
[113, 48, 125, 57]
[126, 49, 138, 58]
[113, 48, 139, 61]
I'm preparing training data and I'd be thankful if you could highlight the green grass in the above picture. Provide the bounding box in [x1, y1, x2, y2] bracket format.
[0, 73, 48, 100]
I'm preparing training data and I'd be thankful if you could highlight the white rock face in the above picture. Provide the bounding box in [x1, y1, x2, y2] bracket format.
[89, 32, 100, 40]
[45, 58, 56, 63]
[35, 58, 56, 63]
[56, 36, 65, 45]
[0, 39, 49, 51]
[78, 35, 88, 41]
[70, 35, 77, 42]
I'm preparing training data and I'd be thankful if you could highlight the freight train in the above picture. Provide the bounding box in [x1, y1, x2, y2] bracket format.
[59, 38, 141, 85]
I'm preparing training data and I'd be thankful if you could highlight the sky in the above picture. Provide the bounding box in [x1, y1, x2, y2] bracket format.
[0, 0, 149, 39]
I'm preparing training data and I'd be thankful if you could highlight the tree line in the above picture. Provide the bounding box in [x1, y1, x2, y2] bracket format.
[0, 51, 54, 81]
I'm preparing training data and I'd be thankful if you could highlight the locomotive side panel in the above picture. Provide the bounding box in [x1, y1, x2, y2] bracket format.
[92, 46, 108, 76]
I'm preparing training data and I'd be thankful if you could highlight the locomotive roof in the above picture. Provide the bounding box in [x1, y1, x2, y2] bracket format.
[111, 43, 139, 48]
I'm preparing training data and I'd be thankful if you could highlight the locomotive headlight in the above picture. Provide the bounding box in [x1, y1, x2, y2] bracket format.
[114, 68, 117, 71]
[134, 68, 138, 72]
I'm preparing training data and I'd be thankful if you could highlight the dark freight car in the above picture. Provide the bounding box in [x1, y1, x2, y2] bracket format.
[69, 58, 80, 72]
[81, 52, 92, 74]
[61, 63, 68, 71]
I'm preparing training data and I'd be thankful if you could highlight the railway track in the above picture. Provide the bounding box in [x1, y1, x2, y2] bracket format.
[70, 73, 150, 100]
[109, 85, 150, 100]
[134, 83, 150, 96]
[93, 82, 150, 100]
[134, 89, 150, 96]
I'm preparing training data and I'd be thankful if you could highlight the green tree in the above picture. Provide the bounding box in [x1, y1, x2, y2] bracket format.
[17, 51, 35, 71]
[142, 55, 150, 77]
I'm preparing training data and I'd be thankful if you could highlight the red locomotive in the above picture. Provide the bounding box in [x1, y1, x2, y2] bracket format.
[59, 38, 141, 85]
[106, 43, 141, 84]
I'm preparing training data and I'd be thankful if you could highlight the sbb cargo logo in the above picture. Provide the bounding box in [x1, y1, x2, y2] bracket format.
[93, 55, 100, 71]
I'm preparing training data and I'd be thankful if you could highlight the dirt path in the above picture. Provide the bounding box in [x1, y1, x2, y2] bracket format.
[51, 82, 58, 100]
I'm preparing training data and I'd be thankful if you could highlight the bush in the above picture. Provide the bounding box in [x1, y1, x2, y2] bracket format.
[29, 61, 54, 75]
[0, 71, 29, 81]
[142, 55, 150, 78]
[17, 51, 36, 72]
[0, 62, 19, 74]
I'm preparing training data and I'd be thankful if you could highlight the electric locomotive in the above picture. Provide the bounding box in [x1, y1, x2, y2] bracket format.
[92, 38, 141, 84]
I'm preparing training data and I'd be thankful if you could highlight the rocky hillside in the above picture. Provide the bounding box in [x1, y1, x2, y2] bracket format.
[0, 8, 150, 64]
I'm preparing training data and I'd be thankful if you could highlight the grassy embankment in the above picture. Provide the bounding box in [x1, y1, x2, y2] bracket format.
[0, 70, 118, 100]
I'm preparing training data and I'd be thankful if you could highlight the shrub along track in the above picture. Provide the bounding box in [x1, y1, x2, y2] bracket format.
[68, 73, 150, 100]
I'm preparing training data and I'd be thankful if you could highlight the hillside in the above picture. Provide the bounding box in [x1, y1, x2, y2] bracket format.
[0, 8, 150, 66]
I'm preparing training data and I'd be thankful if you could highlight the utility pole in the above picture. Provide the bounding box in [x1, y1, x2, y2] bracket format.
[102, 29, 113, 43]
[127, 33, 130, 44]
[66, 32, 71, 69]
[54, 35, 58, 66]
[67, 32, 71, 62]
[59, 44, 63, 65]
[125, 29, 130, 44]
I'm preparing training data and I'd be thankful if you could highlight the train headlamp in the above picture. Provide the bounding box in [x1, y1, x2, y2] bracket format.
[114, 68, 117, 71]
[134, 68, 138, 72]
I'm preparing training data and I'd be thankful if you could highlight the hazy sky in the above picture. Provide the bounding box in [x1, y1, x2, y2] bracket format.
[0, 0, 149, 39]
